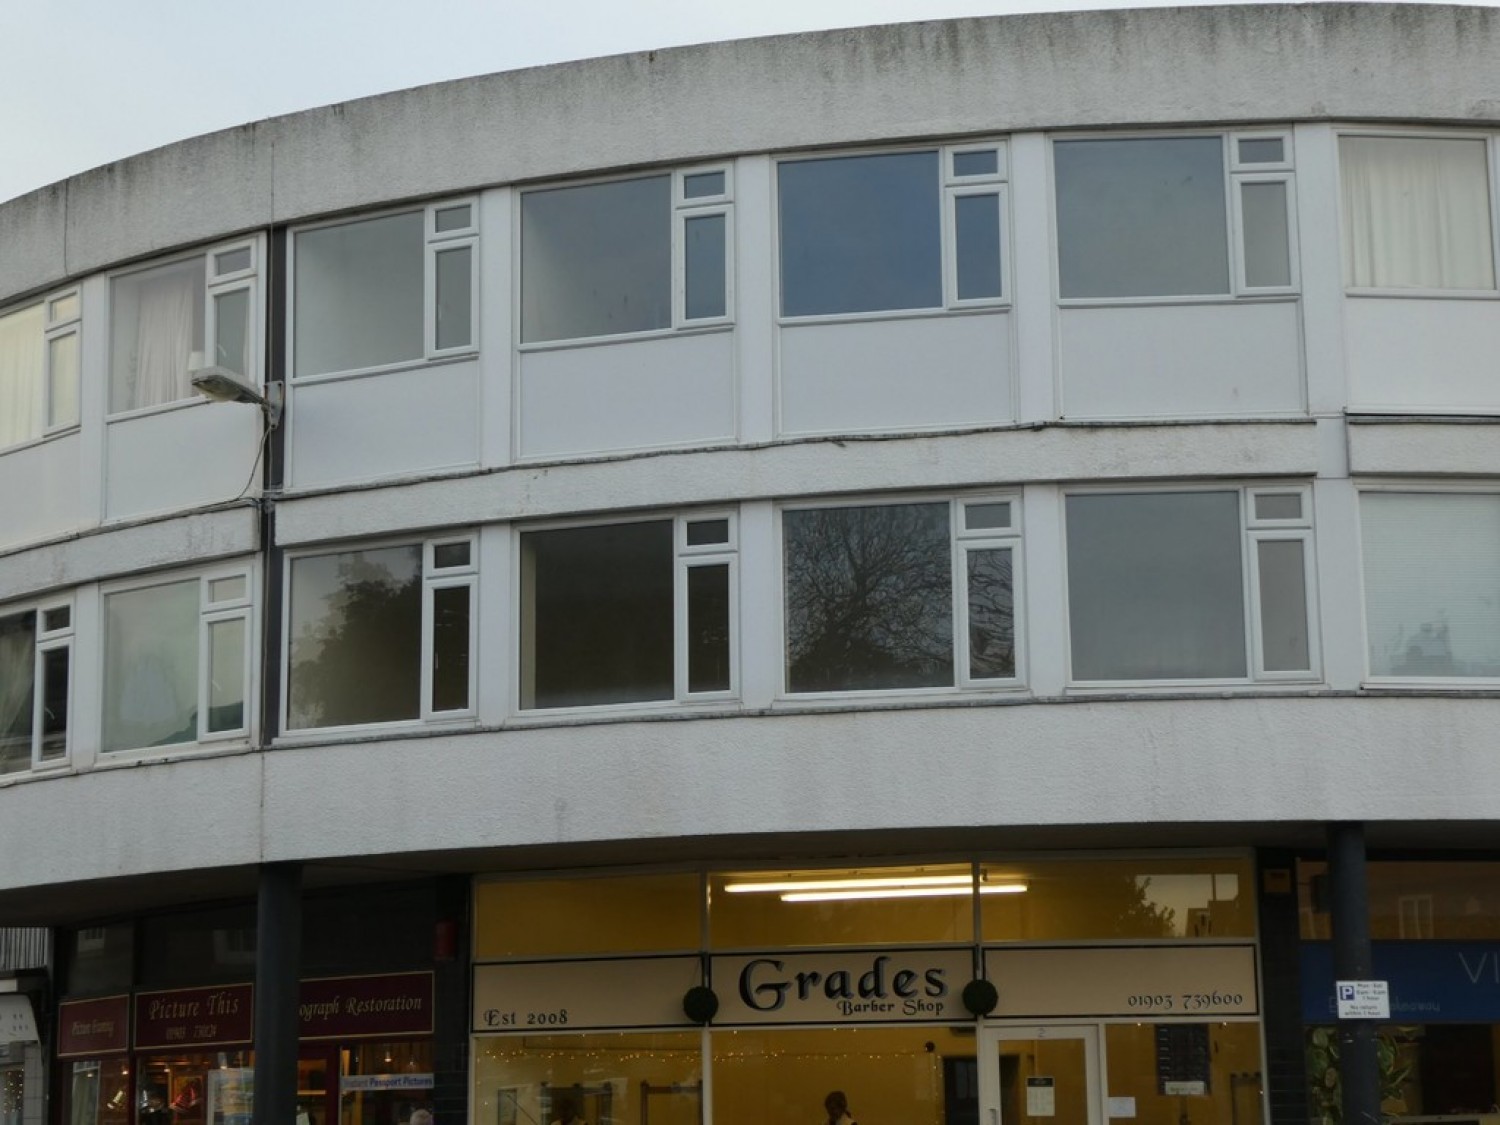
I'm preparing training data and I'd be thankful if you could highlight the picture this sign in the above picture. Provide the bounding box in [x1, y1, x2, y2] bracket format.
[135, 984, 254, 1050]
[57, 995, 130, 1057]
[985, 945, 1258, 1018]
[712, 948, 972, 1025]
[472, 956, 701, 1032]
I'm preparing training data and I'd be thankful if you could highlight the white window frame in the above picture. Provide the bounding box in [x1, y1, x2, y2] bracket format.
[289, 201, 479, 382]
[672, 165, 736, 329]
[776, 140, 1011, 324]
[280, 533, 478, 737]
[514, 511, 739, 714]
[199, 570, 254, 742]
[777, 492, 1025, 698]
[1052, 129, 1299, 306]
[43, 288, 82, 436]
[1062, 483, 1319, 688]
[1336, 127, 1500, 300]
[0, 598, 75, 775]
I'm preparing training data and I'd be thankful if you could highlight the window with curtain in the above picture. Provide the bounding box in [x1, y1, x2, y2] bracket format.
[0, 304, 45, 449]
[1340, 135, 1496, 290]
[110, 257, 206, 413]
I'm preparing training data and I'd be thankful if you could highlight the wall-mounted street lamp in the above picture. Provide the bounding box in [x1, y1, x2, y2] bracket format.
[190, 366, 284, 428]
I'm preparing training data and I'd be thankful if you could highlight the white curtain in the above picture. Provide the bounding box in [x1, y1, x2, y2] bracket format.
[0, 304, 43, 448]
[1341, 135, 1495, 289]
[130, 270, 197, 408]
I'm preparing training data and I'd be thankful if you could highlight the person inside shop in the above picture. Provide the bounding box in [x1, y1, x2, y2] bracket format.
[823, 1090, 857, 1125]
[408, 1110, 433, 1125]
[549, 1096, 585, 1125]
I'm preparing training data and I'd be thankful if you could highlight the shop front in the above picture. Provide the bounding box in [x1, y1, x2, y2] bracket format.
[471, 855, 1265, 1125]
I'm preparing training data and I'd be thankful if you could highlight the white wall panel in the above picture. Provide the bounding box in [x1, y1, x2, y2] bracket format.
[779, 312, 1011, 436]
[1059, 301, 1304, 419]
[288, 360, 480, 488]
[1346, 298, 1500, 413]
[516, 331, 735, 459]
[104, 403, 263, 522]
[0, 438, 83, 550]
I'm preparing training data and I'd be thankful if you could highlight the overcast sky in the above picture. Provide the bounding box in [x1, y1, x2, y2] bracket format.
[0, 0, 1474, 205]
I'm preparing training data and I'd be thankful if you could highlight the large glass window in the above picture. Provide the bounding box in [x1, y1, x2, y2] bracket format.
[293, 201, 476, 377]
[1341, 134, 1496, 290]
[783, 497, 1019, 693]
[475, 874, 700, 959]
[779, 143, 1006, 317]
[102, 571, 251, 752]
[1055, 132, 1296, 299]
[0, 602, 71, 774]
[519, 514, 735, 709]
[521, 168, 732, 344]
[1361, 492, 1500, 680]
[1065, 488, 1314, 682]
[287, 537, 475, 730]
[0, 291, 79, 448]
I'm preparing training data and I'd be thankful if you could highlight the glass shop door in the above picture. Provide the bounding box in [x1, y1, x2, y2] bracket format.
[980, 1025, 1101, 1125]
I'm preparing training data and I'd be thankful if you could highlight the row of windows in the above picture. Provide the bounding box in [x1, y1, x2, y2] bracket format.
[4, 487, 1496, 775]
[1, 129, 1496, 451]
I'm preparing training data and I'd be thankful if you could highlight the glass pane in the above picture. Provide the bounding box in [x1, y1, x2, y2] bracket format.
[779, 151, 943, 316]
[784, 503, 953, 692]
[431, 584, 471, 712]
[0, 304, 44, 447]
[475, 873, 701, 957]
[1055, 136, 1230, 298]
[0, 611, 36, 774]
[520, 521, 674, 708]
[686, 519, 730, 547]
[1238, 137, 1285, 164]
[683, 170, 726, 198]
[981, 855, 1254, 940]
[212, 288, 250, 377]
[433, 541, 471, 568]
[1108, 1023, 1263, 1125]
[968, 547, 1015, 679]
[294, 212, 424, 376]
[953, 149, 999, 177]
[38, 645, 68, 761]
[1299, 859, 1500, 941]
[435, 245, 473, 350]
[1257, 538, 1310, 672]
[964, 501, 1011, 530]
[684, 213, 727, 320]
[1253, 492, 1302, 521]
[433, 204, 472, 233]
[955, 192, 1002, 299]
[521, 176, 671, 342]
[103, 581, 199, 751]
[48, 292, 80, 323]
[207, 617, 246, 733]
[213, 247, 253, 276]
[288, 546, 423, 728]
[996, 1036, 1088, 1125]
[110, 256, 207, 412]
[208, 576, 246, 603]
[711, 863, 976, 947]
[687, 563, 730, 693]
[1066, 492, 1247, 680]
[1361, 493, 1500, 677]
[48, 330, 80, 429]
[1242, 180, 1292, 287]
[1341, 135, 1495, 289]
[42, 606, 69, 631]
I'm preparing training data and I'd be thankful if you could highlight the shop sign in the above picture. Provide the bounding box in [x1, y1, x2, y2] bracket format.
[1301, 941, 1500, 1022]
[711, 948, 973, 1025]
[135, 984, 254, 1050]
[0, 995, 38, 1043]
[340, 1075, 435, 1092]
[984, 945, 1258, 1018]
[57, 995, 130, 1057]
[473, 956, 700, 1032]
[300, 973, 434, 1041]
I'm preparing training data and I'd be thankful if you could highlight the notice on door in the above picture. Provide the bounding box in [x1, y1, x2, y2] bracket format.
[1027, 1077, 1056, 1117]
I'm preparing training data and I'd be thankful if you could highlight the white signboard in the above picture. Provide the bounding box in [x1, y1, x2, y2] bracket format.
[1107, 1097, 1137, 1118]
[1163, 1081, 1207, 1096]
[985, 945, 1258, 1018]
[473, 956, 700, 1032]
[1335, 980, 1390, 1020]
[0, 996, 38, 1043]
[1026, 1077, 1056, 1117]
[712, 949, 973, 1025]
[340, 1075, 434, 1092]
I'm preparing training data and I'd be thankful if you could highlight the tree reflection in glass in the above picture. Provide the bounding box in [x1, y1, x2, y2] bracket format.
[966, 547, 1014, 679]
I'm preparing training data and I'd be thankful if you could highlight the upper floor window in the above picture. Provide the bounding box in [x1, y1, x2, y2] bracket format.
[1340, 134, 1496, 291]
[520, 167, 733, 344]
[519, 514, 736, 709]
[1361, 491, 1500, 680]
[779, 143, 1007, 317]
[782, 496, 1020, 693]
[110, 243, 258, 414]
[286, 536, 476, 730]
[293, 201, 477, 378]
[102, 569, 252, 752]
[0, 290, 80, 448]
[1065, 487, 1315, 683]
[0, 601, 72, 775]
[1054, 132, 1296, 299]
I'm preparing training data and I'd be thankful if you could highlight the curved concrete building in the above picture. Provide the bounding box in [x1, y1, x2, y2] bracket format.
[3, 6, 1500, 1125]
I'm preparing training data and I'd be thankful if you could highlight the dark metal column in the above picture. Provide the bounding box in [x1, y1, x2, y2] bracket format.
[1327, 822, 1380, 1125]
[253, 863, 302, 1125]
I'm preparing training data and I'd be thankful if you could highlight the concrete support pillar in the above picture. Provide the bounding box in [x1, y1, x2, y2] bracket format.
[253, 863, 302, 1125]
[1327, 822, 1381, 1125]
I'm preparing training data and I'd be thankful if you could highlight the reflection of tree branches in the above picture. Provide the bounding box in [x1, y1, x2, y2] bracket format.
[967, 549, 1015, 679]
[785, 504, 953, 691]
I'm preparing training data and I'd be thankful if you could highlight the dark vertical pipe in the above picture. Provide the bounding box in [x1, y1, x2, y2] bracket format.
[253, 863, 302, 1125]
[1327, 823, 1380, 1125]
